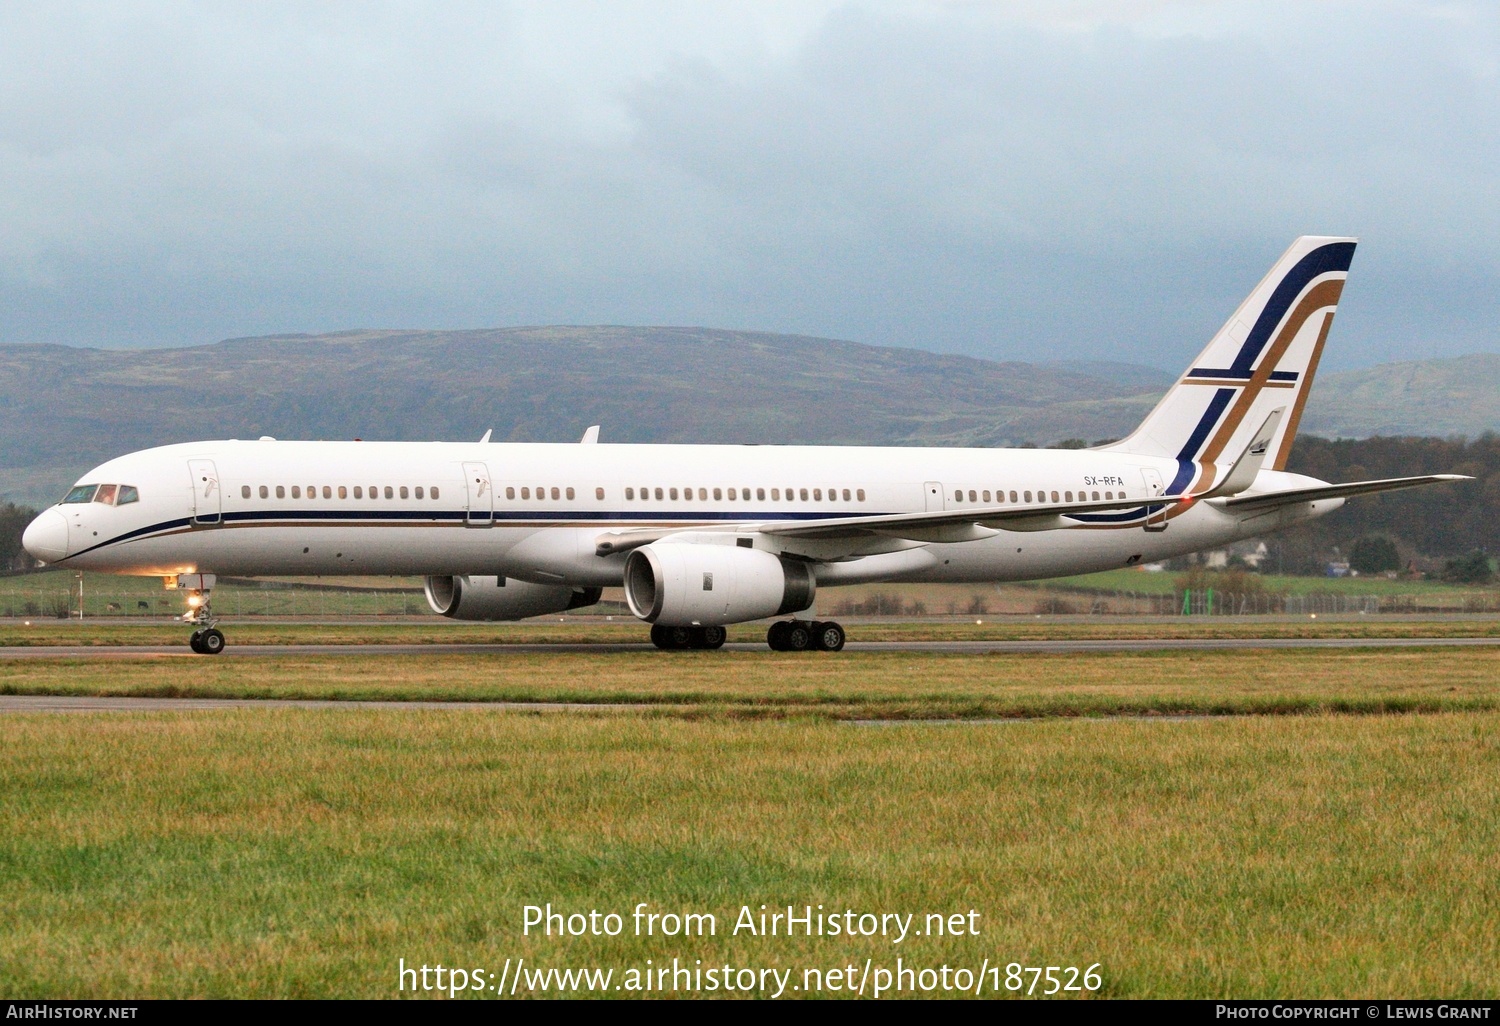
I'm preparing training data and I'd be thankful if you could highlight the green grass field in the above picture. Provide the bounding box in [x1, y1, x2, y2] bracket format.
[1, 708, 1497, 998]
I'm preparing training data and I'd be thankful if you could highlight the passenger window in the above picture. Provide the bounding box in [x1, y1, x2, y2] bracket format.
[521, 487, 530, 499]
[1051, 491, 1059, 502]
[982, 490, 991, 502]
[813, 489, 822, 501]
[799, 488, 808, 501]
[856, 489, 865, 502]
[1065, 491, 1073, 502]
[338, 486, 348, 499]
[758, 488, 766, 500]
[384, 486, 393, 499]
[966, 489, 974, 502]
[714, 488, 723, 500]
[431, 487, 439, 499]
[399, 486, 408, 499]
[117, 485, 139, 505]
[291, 486, 301, 499]
[771, 489, 779, 500]
[307, 485, 316, 499]
[1009, 491, 1017, 502]
[1092, 491, 1100, 501]
[551, 487, 560, 500]
[954, 489, 962, 502]
[272, 486, 281, 499]
[563, 487, 572, 500]
[625, 487, 634, 500]
[595, 487, 604, 500]
[256, 485, 266, 499]
[695, 488, 704, 500]
[368, 485, 376, 498]
[63, 484, 99, 504]
[241, 485, 252, 499]
[1024, 490, 1033, 502]
[507, 487, 516, 500]
[670, 488, 679, 500]
[414, 486, 423, 499]
[654, 487, 663, 500]
[353, 486, 362, 499]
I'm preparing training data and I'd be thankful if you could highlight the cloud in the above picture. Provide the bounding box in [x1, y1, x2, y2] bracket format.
[0, 1, 1496, 370]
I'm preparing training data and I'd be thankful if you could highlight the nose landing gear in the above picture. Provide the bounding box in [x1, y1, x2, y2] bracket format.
[172, 574, 226, 655]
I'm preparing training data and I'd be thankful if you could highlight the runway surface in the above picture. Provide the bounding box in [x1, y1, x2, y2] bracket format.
[2, 637, 1499, 659]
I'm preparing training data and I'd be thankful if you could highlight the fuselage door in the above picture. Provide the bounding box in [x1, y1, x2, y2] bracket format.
[463, 462, 493, 527]
[924, 481, 945, 512]
[1140, 467, 1168, 532]
[187, 458, 222, 526]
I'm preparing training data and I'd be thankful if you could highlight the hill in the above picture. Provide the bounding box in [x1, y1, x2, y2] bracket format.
[1300, 354, 1500, 438]
[0, 327, 1173, 507]
[0, 327, 1496, 511]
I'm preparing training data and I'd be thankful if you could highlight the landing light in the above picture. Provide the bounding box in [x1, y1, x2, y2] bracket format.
[187, 595, 203, 608]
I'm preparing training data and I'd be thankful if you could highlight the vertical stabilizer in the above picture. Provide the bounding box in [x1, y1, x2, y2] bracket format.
[1102, 236, 1355, 493]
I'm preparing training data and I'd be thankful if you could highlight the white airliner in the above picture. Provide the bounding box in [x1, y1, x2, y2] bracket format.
[22, 236, 1466, 653]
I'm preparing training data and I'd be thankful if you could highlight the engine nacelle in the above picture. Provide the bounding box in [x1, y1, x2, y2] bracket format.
[424, 575, 601, 621]
[623, 542, 815, 626]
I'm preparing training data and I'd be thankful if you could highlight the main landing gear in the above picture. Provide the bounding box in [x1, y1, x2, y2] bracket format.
[767, 619, 845, 652]
[650, 624, 728, 650]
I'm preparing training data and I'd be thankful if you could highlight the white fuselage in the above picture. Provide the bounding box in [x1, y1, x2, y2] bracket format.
[32, 438, 1339, 587]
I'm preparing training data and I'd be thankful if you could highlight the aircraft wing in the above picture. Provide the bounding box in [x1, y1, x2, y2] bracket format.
[1212, 474, 1470, 512]
[594, 494, 1185, 555]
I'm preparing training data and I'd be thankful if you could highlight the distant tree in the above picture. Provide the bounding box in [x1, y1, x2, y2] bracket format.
[1441, 550, 1494, 584]
[1050, 438, 1089, 449]
[1349, 535, 1400, 575]
[0, 503, 38, 571]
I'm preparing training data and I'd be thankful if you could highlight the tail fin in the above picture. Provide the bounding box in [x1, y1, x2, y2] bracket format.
[1103, 235, 1355, 494]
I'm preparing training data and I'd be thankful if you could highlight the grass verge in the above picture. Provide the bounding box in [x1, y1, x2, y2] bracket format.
[1, 710, 1496, 998]
[3, 616, 1500, 648]
[0, 647, 1496, 720]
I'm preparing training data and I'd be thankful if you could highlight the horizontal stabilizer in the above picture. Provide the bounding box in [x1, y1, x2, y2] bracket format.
[1215, 474, 1470, 511]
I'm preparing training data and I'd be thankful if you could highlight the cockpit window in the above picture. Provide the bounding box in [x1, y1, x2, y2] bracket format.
[65, 483, 139, 506]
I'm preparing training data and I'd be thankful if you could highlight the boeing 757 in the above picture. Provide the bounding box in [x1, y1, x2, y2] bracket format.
[22, 236, 1467, 653]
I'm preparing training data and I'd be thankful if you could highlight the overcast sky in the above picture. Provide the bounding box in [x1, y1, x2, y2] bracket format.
[1, 1, 1496, 370]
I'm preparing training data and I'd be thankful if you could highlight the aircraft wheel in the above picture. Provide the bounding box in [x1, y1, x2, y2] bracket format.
[651, 624, 696, 650]
[200, 628, 226, 655]
[813, 621, 846, 652]
[767, 621, 790, 651]
[784, 622, 812, 651]
[700, 625, 727, 649]
[189, 631, 205, 654]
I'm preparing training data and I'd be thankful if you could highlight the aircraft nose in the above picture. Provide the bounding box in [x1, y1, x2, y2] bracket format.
[22, 510, 68, 563]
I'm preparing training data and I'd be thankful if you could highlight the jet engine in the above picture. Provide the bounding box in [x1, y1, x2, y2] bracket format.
[623, 542, 815, 626]
[424, 575, 601, 621]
